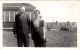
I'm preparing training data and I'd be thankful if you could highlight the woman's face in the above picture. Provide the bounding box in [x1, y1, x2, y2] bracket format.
[34, 11, 40, 17]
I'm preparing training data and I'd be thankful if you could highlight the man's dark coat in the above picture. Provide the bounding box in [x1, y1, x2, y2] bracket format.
[13, 12, 30, 47]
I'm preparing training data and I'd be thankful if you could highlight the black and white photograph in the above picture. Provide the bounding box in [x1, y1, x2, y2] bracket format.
[2, 1, 78, 47]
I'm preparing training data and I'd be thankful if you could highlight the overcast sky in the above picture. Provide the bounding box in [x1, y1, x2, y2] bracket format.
[26, 1, 80, 22]
[2, 1, 80, 22]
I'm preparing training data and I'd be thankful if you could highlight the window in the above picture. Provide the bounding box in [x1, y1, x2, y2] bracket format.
[10, 11, 15, 22]
[3, 11, 18, 22]
[5, 11, 9, 22]
[3, 11, 33, 22]
[3, 11, 5, 22]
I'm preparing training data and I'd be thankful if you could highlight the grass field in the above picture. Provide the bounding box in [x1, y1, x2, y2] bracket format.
[46, 29, 77, 47]
[3, 28, 77, 47]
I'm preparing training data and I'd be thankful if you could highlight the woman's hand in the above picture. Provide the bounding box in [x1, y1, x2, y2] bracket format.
[14, 34, 17, 38]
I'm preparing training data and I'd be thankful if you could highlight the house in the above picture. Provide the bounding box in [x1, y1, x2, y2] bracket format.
[3, 3, 36, 30]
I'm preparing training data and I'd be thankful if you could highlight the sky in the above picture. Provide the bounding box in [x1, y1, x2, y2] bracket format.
[2, 1, 80, 22]
[26, 1, 80, 22]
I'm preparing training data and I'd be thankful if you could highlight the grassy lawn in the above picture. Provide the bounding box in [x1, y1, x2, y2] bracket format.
[46, 29, 77, 47]
[3, 29, 77, 47]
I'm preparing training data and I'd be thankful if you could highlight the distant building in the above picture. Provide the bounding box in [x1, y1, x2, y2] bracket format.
[3, 3, 36, 29]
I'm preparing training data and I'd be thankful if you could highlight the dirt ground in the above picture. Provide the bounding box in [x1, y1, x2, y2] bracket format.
[3, 29, 77, 47]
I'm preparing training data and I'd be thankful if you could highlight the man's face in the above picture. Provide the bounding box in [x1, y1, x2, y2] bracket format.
[20, 7, 25, 13]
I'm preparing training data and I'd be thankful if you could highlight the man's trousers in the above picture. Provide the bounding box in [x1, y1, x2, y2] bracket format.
[17, 33, 29, 47]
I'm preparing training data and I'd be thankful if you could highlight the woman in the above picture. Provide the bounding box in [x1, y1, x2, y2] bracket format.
[31, 10, 46, 47]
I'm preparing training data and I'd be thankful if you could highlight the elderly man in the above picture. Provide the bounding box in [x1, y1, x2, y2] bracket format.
[30, 10, 46, 47]
[13, 6, 30, 47]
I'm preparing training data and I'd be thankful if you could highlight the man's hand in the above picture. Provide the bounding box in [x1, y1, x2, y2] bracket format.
[43, 35, 45, 40]
[43, 35, 46, 42]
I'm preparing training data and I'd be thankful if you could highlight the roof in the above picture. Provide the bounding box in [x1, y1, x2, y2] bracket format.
[3, 3, 36, 11]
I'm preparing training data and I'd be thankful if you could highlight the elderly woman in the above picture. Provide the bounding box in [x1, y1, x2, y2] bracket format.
[31, 10, 46, 47]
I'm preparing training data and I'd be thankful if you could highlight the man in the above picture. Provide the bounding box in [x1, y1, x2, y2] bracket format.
[31, 10, 46, 47]
[13, 6, 30, 47]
